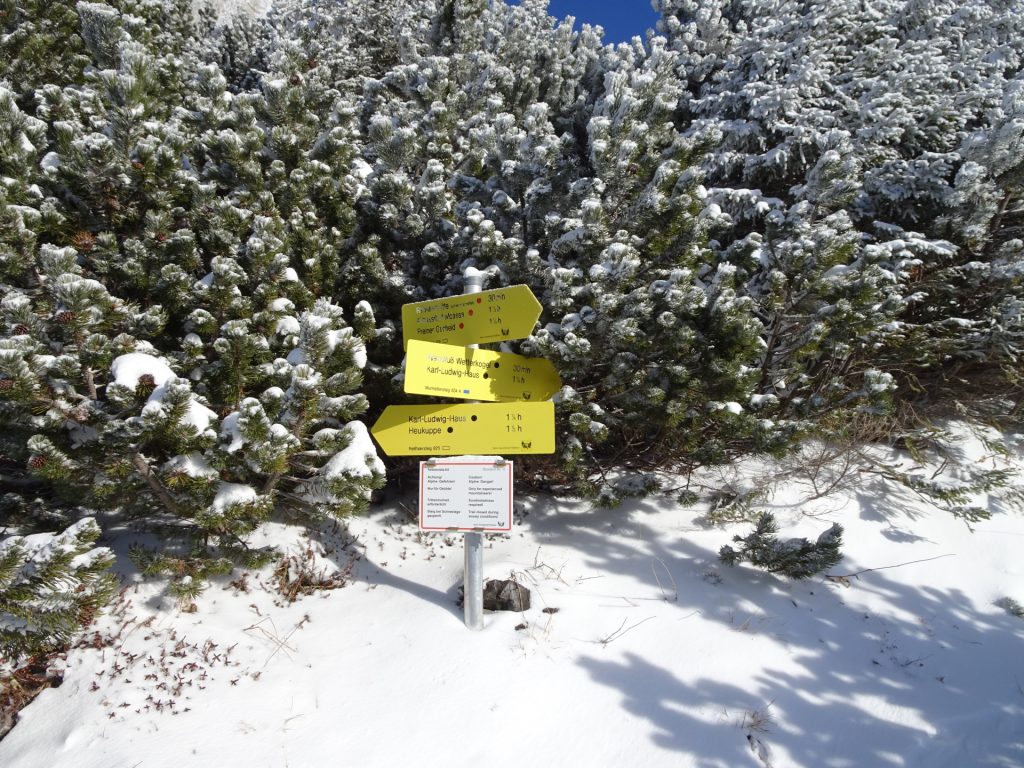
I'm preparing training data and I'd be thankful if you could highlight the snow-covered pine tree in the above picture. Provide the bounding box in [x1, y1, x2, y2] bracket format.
[901, 74, 1024, 415]
[1, 2, 384, 594]
[0, 518, 116, 663]
[4, 0, 1024, 583]
[312, 0, 779, 500]
[522, 34, 770, 499]
[0, 0, 91, 108]
[659, 0, 1024, 427]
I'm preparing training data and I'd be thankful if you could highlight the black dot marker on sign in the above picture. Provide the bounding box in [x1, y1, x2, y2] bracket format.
[447, 427, 454, 433]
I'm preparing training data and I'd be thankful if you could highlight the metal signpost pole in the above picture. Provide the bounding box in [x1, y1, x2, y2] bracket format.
[463, 269, 485, 630]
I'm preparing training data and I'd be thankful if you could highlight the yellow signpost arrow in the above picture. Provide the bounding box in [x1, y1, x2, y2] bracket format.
[401, 285, 543, 349]
[370, 401, 554, 456]
[404, 340, 561, 402]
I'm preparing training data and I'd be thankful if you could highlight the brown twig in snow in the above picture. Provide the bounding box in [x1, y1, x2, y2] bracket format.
[595, 616, 655, 646]
[825, 553, 955, 587]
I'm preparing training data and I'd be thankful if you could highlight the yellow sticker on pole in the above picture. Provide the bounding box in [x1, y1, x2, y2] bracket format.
[401, 285, 543, 349]
[370, 402, 554, 456]
[404, 340, 561, 402]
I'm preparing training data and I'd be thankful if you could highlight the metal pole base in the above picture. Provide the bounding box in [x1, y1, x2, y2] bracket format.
[464, 531, 484, 630]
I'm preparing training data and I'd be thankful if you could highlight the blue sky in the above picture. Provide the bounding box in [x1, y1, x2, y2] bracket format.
[524, 1, 662, 44]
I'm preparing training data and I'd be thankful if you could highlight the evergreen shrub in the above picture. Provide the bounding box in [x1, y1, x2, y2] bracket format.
[719, 512, 844, 579]
[0, 0, 1021, 615]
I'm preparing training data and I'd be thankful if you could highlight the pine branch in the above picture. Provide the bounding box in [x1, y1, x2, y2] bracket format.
[262, 408, 308, 495]
[132, 451, 181, 516]
[984, 191, 1016, 257]
[83, 365, 97, 401]
[0, 473, 47, 491]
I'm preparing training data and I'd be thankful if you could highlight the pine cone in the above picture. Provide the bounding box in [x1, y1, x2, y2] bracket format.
[71, 231, 97, 252]
[28, 455, 48, 470]
[0, 378, 14, 392]
[11, 323, 29, 335]
[136, 373, 156, 396]
[55, 310, 75, 324]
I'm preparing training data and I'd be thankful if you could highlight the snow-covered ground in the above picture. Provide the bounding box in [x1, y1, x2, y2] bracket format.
[2, 424, 1022, 767]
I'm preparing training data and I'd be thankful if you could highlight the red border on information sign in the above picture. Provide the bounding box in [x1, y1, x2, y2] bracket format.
[418, 460, 513, 532]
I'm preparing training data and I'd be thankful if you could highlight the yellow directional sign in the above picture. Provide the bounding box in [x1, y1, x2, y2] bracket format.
[402, 285, 543, 349]
[370, 402, 554, 456]
[404, 340, 561, 403]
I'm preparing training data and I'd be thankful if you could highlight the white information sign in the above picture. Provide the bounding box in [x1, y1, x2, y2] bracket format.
[419, 457, 513, 532]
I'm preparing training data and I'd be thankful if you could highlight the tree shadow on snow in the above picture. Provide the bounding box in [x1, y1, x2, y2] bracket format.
[517, 494, 1024, 767]
[576, 652, 763, 765]
[352, 553, 463, 622]
[307, 515, 464, 622]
